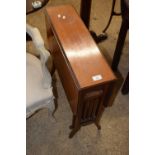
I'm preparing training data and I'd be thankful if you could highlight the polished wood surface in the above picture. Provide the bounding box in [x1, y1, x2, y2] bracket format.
[45, 5, 116, 138]
[45, 5, 115, 89]
[45, 13, 79, 114]
[26, 0, 49, 14]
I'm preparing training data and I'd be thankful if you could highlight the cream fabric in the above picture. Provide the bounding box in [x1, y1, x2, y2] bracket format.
[26, 24, 55, 118]
[26, 53, 54, 118]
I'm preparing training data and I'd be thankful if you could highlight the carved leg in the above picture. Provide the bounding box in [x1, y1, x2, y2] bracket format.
[90, 31, 108, 43]
[69, 116, 81, 138]
[47, 101, 56, 123]
[102, 0, 116, 33]
[80, 0, 108, 43]
[69, 127, 80, 138]
[95, 122, 101, 130]
[102, 0, 121, 33]
[95, 103, 104, 130]
[69, 115, 76, 129]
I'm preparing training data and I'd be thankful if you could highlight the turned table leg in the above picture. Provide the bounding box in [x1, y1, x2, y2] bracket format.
[95, 101, 104, 130]
[69, 115, 76, 129]
[69, 116, 81, 138]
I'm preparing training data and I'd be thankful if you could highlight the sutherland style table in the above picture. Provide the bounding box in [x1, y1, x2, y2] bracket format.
[45, 5, 116, 138]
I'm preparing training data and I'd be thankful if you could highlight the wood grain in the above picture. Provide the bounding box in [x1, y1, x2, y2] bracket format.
[45, 5, 116, 89]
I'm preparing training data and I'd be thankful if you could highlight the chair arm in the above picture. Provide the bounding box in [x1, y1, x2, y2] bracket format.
[26, 23, 52, 88]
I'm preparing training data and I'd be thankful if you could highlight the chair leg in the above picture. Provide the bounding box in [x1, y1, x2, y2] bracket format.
[47, 102, 56, 122]
[111, 19, 129, 71]
[102, 0, 121, 33]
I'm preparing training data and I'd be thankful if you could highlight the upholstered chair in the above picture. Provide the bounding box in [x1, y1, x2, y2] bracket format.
[26, 24, 55, 120]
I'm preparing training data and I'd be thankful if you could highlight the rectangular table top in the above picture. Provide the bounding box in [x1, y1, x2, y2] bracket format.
[45, 5, 116, 89]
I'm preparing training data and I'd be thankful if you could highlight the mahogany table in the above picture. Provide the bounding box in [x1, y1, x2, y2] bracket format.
[45, 5, 116, 138]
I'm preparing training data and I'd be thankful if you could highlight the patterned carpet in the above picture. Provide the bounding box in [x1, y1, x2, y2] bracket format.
[27, 0, 129, 154]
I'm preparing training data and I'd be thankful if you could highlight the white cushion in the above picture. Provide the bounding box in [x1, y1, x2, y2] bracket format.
[26, 53, 54, 118]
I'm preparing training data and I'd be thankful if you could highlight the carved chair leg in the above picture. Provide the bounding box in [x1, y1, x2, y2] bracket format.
[103, 0, 116, 33]
[47, 102, 56, 122]
[48, 111, 56, 123]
